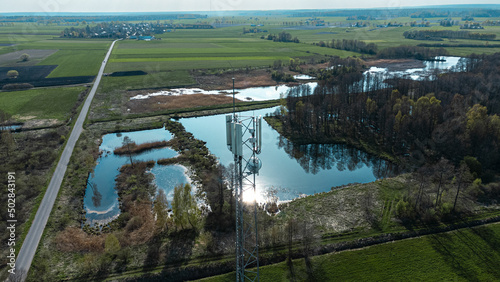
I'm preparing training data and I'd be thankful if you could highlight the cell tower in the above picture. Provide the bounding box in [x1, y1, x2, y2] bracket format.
[226, 78, 261, 281]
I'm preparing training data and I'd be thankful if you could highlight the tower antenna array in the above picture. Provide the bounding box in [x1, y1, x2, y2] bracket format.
[226, 78, 261, 281]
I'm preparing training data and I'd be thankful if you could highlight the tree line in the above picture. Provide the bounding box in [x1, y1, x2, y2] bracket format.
[376, 45, 448, 60]
[315, 39, 377, 55]
[439, 19, 460, 26]
[312, 41, 446, 60]
[403, 30, 496, 41]
[274, 53, 500, 176]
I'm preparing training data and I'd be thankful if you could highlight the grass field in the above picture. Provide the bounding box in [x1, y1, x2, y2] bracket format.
[0, 24, 111, 77]
[105, 37, 359, 73]
[99, 70, 195, 92]
[39, 48, 108, 77]
[0, 86, 85, 120]
[200, 223, 500, 281]
[263, 23, 500, 56]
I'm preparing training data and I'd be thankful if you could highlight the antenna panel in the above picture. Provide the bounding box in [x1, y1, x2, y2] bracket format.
[226, 115, 233, 151]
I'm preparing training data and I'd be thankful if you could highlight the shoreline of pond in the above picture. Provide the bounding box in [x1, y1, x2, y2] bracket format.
[263, 115, 400, 166]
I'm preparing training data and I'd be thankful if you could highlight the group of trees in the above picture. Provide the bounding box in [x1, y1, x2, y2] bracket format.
[274, 53, 500, 175]
[376, 45, 448, 60]
[396, 156, 489, 223]
[315, 39, 377, 55]
[243, 27, 267, 34]
[439, 19, 460, 26]
[482, 20, 500, 26]
[460, 22, 484, 29]
[409, 21, 431, 27]
[266, 31, 300, 43]
[403, 30, 496, 41]
[171, 184, 200, 230]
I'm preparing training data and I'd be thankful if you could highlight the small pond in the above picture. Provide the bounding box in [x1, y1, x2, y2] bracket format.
[365, 56, 462, 80]
[84, 128, 191, 226]
[181, 107, 397, 203]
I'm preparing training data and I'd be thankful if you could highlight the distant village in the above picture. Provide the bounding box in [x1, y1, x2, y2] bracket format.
[60, 21, 213, 39]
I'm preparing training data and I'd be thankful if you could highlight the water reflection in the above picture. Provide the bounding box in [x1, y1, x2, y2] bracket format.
[180, 107, 396, 203]
[277, 135, 397, 179]
[84, 128, 186, 226]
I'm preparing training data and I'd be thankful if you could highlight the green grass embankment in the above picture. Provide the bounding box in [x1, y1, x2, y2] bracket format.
[201, 222, 500, 281]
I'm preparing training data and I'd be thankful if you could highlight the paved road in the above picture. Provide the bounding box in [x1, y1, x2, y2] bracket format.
[12, 39, 120, 281]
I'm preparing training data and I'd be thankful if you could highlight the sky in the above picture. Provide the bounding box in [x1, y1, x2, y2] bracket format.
[1, 0, 498, 13]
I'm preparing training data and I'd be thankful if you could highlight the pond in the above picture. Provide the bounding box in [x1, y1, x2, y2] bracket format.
[129, 82, 318, 102]
[365, 56, 462, 80]
[0, 125, 22, 131]
[130, 56, 461, 103]
[181, 107, 396, 203]
[83, 128, 191, 226]
[87, 56, 459, 223]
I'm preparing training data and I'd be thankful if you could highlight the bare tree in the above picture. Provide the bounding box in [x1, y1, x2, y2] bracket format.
[453, 163, 473, 212]
[432, 158, 453, 207]
[1, 130, 16, 157]
[153, 189, 169, 233]
[122, 136, 134, 167]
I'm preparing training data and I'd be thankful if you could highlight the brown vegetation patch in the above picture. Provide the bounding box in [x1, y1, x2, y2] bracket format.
[20, 118, 63, 129]
[192, 69, 277, 90]
[300, 62, 329, 71]
[126, 93, 243, 114]
[365, 59, 426, 71]
[113, 140, 168, 155]
[119, 201, 155, 246]
[56, 227, 105, 252]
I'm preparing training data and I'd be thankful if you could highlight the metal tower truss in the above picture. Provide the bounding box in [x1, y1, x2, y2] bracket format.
[227, 113, 262, 282]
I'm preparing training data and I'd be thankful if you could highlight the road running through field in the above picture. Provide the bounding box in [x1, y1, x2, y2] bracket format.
[12, 39, 120, 282]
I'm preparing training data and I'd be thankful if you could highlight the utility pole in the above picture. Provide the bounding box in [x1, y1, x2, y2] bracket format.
[227, 78, 261, 281]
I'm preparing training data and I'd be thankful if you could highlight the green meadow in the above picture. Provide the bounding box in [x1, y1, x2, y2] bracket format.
[201, 223, 500, 281]
[0, 23, 111, 77]
[0, 86, 85, 120]
[105, 37, 359, 72]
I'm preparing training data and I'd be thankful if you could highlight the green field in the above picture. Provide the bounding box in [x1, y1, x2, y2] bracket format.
[99, 70, 195, 92]
[105, 37, 359, 73]
[201, 223, 500, 281]
[0, 24, 111, 77]
[0, 86, 85, 120]
[39, 48, 108, 77]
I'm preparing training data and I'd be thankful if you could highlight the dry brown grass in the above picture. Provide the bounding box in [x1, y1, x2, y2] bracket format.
[55, 202, 155, 252]
[364, 59, 426, 70]
[55, 227, 105, 252]
[113, 140, 168, 155]
[126, 93, 243, 114]
[120, 201, 155, 246]
[193, 68, 277, 90]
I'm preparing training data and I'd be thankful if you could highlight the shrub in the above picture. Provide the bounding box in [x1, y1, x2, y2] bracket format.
[20, 53, 30, 62]
[6, 70, 19, 79]
[2, 83, 34, 90]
